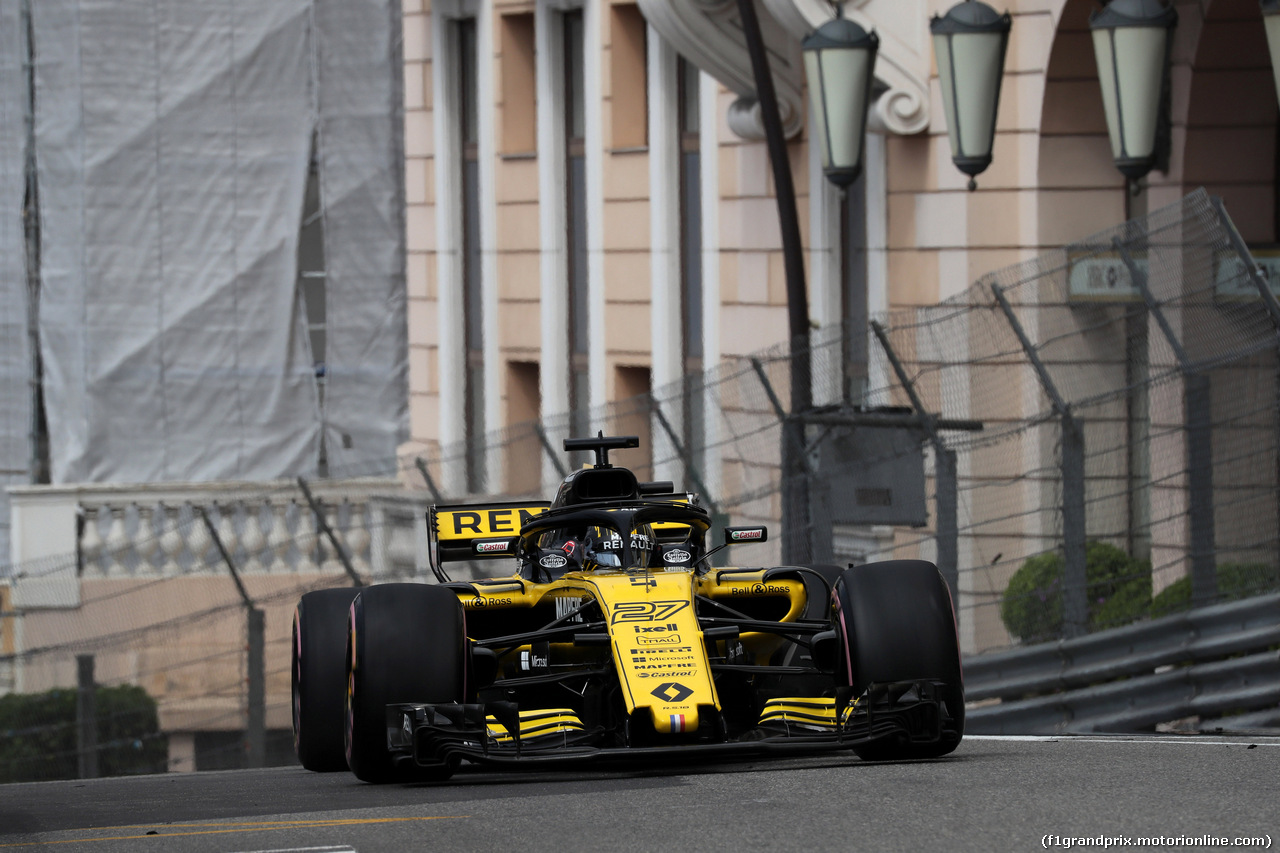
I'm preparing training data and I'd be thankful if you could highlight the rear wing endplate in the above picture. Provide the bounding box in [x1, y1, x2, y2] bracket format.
[427, 500, 550, 582]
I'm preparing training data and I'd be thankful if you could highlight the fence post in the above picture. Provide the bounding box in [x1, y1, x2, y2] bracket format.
[1117, 239, 1217, 606]
[749, 358, 815, 563]
[246, 608, 266, 769]
[869, 322, 959, 609]
[1212, 196, 1280, 332]
[990, 285, 1088, 638]
[935, 447, 959, 606]
[1061, 419, 1088, 635]
[1185, 376, 1216, 607]
[649, 395, 720, 516]
[76, 654, 98, 779]
[649, 393, 732, 555]
[1210, 196, 1280, 600]
[413, 458, 444, 504]
[296, 478, 364, 587]
[533, 422, 570, 480]
[198, 507, 268, 768]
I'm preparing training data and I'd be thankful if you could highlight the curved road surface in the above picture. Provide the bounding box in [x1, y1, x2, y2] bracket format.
[1, 735, 1277, 852]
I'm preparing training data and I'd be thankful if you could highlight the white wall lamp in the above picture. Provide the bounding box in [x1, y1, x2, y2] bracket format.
[802, 7, 879, 189]
[1261, 1, 1280, 103]
[931, 1, 1012, 192]
[1090, 0, 1178, 182]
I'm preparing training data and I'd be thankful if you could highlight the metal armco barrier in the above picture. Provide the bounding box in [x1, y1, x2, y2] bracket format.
[964, 593, 1280, 734]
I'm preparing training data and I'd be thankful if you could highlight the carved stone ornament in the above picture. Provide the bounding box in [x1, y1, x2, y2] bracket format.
[639, 0, 930, 139]
[637, 0, 805, 140]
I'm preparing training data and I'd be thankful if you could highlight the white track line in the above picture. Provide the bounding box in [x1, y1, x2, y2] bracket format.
[966, 734, 1280, 746]
[225, 847, 357, 853]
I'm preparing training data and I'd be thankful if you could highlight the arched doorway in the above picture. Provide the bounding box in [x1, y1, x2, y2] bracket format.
[1172, 0, 1275, 242]
[1031, 0, 1280, 592]
[1036, 0, 1128, 248]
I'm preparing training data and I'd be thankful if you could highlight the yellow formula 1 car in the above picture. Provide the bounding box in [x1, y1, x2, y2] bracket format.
[292, 435, 963, 783]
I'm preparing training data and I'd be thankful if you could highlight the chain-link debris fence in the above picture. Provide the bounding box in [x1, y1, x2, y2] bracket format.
[2, 189, 1277, 778]
[867, 189, 1280, 654]
[414, 190, 1278, 658]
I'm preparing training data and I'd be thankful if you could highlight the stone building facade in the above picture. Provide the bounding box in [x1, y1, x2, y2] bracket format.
[403, 0, 1276, 481]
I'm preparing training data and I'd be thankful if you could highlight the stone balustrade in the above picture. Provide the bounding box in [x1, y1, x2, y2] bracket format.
[6, 478, 434, 588]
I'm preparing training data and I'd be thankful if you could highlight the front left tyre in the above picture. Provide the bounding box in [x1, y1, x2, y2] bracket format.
[344, 583, 468, 783]
[833, 559, 964, 761]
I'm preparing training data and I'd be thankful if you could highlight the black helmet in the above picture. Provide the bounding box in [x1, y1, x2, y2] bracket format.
[583, 523, 656, 571]
[532, 532, 584, 579]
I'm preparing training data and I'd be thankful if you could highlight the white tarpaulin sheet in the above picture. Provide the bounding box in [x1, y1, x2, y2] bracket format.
[31, 0, 406, 485]
[0, 0, 31, 564]
[314, 0, 408, 476]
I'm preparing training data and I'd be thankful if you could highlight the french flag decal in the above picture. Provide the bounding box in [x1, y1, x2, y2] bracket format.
[669, 714, 687, 733]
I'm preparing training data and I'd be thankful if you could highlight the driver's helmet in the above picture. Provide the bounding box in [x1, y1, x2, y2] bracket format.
[533, 527, 586, 578]
[582, 527, 622, 570]
[582, 523, 657, 571]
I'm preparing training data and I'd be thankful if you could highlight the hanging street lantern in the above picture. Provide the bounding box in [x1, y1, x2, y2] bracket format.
[1262, 1, 1280, 103]
[802, 9, 879, 189]
[931, 1, 1012, 191]
[1089, 0, 1178, 181]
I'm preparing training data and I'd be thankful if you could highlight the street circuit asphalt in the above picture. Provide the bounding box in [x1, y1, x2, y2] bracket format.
[1, 734, 1277, 852]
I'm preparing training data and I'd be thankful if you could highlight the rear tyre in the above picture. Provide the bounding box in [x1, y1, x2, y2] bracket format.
[293, 587, 362, 771]
[345, 583, 467, 783]
[834, 560, 964, 761]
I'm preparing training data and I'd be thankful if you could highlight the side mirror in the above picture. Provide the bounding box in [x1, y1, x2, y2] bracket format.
[693, 526, 770, 573]
[724, 526, 767, 545]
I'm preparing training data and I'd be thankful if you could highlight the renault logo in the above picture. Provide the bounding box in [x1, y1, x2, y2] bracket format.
[650, 682, 694, 703]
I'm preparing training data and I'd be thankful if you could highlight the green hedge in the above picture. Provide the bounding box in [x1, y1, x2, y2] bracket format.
[1149, 562, 1280, 618]
[1001, 547, 1280, 644]
[1000, 542, 1151, 643]
[0, 684, 168, 783]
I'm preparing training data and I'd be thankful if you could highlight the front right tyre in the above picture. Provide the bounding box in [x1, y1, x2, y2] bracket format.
[344, 583, 468, 783]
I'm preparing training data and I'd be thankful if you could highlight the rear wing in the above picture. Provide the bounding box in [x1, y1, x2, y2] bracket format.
[427, 500, 550, 582]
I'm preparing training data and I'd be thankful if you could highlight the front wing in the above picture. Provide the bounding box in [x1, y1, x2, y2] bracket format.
[386, 680, 948, 770]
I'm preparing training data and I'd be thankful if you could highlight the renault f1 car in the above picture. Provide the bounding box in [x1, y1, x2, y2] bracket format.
[292, 435, 964, 782]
